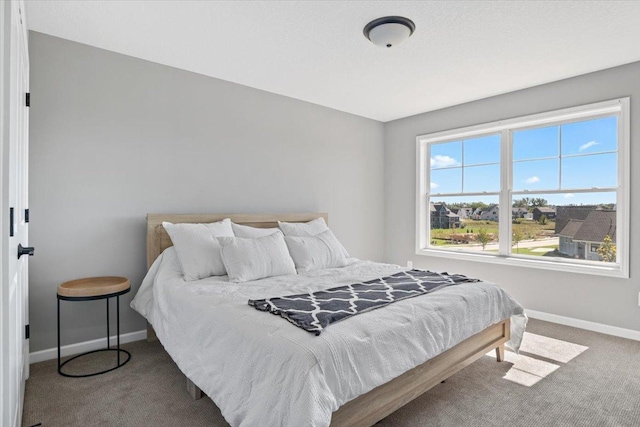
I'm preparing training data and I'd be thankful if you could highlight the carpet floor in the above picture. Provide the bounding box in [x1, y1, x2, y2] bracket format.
[22, 318, 640, 426]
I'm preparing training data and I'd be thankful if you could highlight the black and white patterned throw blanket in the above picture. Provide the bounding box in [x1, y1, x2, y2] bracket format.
[248, 269, 479, 335]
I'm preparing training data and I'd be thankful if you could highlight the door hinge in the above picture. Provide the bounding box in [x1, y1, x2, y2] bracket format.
[25, 324, 30, 339]
[25, 93, 30, 107]
[9, 207, 14, 236]
[25, 208, 29, 223]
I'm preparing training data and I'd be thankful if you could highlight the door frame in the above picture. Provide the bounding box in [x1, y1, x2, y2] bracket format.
[1, 2, 9, 424]
[1, 1, 29, 426]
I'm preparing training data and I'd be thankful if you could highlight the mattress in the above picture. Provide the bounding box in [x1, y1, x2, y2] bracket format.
[131, 247, 526, 427]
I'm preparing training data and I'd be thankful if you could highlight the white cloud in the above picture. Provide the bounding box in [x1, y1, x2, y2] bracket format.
[430, 182, 439, 190]
[525, 176, 540, 184]
[430, 155, 459, 168]
[579, 141, 598, 152]
[564, 193, 575, 198]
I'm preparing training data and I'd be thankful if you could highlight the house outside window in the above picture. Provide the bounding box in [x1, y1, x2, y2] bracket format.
[416, 98, 629, 278]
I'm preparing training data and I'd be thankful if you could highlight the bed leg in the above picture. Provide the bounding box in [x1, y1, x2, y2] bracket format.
[496, 344, 505, 362]
[187, 378, 203, 400]
[147, 321, 158, 342]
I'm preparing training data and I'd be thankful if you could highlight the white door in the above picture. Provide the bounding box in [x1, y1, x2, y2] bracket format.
[1, 1, 30, 426]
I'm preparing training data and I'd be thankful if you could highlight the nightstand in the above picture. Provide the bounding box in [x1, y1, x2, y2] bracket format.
[57, 276, 131, 377]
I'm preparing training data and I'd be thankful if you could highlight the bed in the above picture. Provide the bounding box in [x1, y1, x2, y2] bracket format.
[131, 213, 526, 427]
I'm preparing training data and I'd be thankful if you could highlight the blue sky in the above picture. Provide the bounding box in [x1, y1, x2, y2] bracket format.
[429, 116, 618, 206]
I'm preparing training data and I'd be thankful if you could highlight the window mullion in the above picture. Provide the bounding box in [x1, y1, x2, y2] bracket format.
[498, 129, 512, 256]
[461, 140, 465, 193]
[558, 124, 562, 190]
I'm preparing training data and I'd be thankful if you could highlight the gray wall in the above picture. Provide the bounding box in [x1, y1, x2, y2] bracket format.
[385, 62, 640, 332]
[29, 32, 385, 352]
[30, 29, 640, 353]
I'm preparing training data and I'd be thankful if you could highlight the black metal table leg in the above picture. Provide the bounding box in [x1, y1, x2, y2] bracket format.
[106, 297, 110, 350]
[117, 295, 121, 365]
[57, 297, 61, 374]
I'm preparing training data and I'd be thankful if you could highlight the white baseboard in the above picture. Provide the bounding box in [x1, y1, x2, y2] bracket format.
[526, 309, 640, 342]
[29, 329, 147, 364]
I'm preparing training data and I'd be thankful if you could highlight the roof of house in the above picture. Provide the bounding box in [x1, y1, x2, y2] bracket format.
[573, 210, 616, 243]
[534, 207, 556, 213]
[555, 205, 599, 234]
[557, 210, 616, 243]
[558, 219, 585, 238]
[452, 208, 470, 216]
[431, 202, 460, 215]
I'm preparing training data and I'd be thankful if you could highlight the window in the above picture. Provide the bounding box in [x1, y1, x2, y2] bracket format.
[416, 98, 629, 278]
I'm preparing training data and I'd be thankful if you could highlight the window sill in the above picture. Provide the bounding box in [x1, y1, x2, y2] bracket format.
[416, 248, 628, 279]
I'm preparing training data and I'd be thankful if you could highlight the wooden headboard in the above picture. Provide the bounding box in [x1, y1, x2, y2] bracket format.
[146, 213, 328, 268]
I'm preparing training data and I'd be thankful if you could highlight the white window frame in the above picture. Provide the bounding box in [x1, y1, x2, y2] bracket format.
[416, 98, 630, 278]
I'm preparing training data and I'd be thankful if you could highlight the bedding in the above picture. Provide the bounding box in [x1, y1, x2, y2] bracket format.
[284, 229, 348, 273]
[278, 217, 329, 236]
[162, 219, 234, 280]
[219, 231, 296, 283]
[231, 222, 279, 238]
[249, 270, 479, 335]
[131, 248, 526, 427]
[279, 217, 350, 257]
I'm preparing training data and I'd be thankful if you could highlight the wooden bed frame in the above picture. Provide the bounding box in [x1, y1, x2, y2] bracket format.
[145, 213, 510, 427]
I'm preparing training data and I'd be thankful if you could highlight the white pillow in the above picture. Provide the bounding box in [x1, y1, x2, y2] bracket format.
[278, 217, 350, 257]
[231, 222, 279, 238]
[219, 231, 296, 283]
[162, 219, 234, 281]
[278, 217, 328, 237]
[284, 229, 349, 273]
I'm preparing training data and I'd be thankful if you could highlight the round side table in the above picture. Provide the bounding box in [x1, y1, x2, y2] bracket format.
[57, 276, 132, 377]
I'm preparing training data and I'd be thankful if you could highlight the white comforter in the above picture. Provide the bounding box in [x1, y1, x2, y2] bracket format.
[131, 248, 526, 427]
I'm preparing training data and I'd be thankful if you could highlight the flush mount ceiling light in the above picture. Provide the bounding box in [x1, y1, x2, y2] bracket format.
[363, 16, 415, 48]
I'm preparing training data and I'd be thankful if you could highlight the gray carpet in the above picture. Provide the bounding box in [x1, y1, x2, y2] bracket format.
[22, 319, 640, 426]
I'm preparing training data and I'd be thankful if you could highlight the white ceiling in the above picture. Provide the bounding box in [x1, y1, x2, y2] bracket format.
[26, 1, 640, 122]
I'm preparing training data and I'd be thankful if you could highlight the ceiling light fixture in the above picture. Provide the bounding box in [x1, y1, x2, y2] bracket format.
[363, 16, 415, 48]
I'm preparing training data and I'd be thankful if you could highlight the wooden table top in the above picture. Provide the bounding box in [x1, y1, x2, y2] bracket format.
[57, 276, 130, 298]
